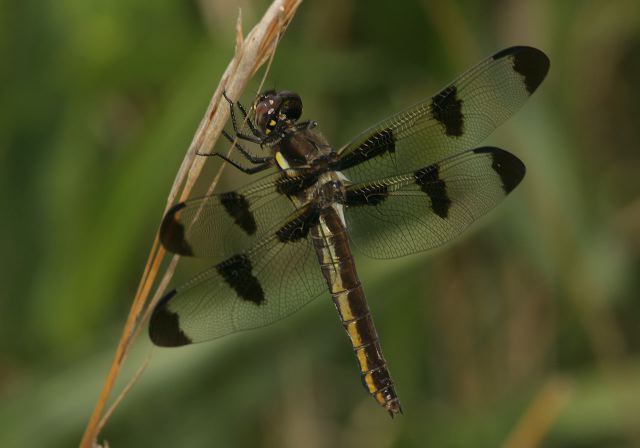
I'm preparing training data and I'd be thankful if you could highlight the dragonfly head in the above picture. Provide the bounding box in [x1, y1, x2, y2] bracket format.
[254, 90, 302, 136]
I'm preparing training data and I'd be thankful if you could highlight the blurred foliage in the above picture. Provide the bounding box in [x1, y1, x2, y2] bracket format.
[1, 0, 640, 447]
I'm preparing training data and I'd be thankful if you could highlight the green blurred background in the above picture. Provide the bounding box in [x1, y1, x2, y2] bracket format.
[2, 0, 640, 446]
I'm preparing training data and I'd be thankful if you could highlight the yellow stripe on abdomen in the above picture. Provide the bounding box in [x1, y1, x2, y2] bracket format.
[311, 207, 402, 415]
[333, 290, 355, 321]
[345, 320, 365, 347]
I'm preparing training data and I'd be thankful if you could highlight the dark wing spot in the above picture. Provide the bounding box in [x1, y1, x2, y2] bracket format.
[160, 203, 194, 256]
[344, 184, 389, 207]
[276, 207, 320, 243]
[220, 192, 257, 236]
[216, 254, 265, 305]
[430, 85, 464, 137]
[336, 128, 396, 170]
[512, 48, 550, 95]
[493, 46, 550, 95]
[414, 164, 452, 218]
[492, 46, 518, 60]
[149, 289, 193, 347]
[473, 147, 526, 194]
[275, 172, 319, 196]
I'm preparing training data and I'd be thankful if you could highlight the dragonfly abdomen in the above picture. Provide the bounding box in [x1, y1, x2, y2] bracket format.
[311, 206, 402, 416]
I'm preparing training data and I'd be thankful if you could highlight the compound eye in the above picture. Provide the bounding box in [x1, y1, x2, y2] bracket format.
[253, 90, 302, 135]
[278, 91, 302, 121]
[254, 91, 281, 134]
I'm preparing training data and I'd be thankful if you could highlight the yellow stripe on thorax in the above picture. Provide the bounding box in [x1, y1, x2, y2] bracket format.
[274, 151, 290, 170]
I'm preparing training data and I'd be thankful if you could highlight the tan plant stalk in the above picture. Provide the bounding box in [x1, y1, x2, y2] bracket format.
[80, 1, 303, 446]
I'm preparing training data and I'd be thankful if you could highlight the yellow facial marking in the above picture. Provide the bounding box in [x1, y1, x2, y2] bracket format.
[265, 128, 271, 135]
[269, 119, 277, 127]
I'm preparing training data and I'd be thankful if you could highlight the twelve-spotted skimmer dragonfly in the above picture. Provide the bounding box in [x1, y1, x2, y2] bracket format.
[149, 46, 549, 416]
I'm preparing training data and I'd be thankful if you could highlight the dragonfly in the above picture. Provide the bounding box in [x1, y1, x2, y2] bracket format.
[149, 46, 550, 416]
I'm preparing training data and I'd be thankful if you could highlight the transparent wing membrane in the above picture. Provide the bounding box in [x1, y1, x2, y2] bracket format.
[343, 147, 525, 259]
[336, 46, 548, 183]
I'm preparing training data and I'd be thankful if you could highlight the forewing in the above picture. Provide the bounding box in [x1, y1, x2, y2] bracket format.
[335, 46, 548, 183]
[342, 147, 525, 259]
[150, 206, 326, 346]
[160, 169, 316, 259]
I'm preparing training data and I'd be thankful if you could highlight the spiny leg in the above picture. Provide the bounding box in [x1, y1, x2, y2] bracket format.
[195, 149, 271, 174]
[222, 91, 263, 143]
[225, 91, 262, 138]
[221, 130, 271, 165]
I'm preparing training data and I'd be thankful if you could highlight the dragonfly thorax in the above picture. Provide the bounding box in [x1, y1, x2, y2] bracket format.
[274, 126, 333, 170]
[314, 173, 347, 208]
